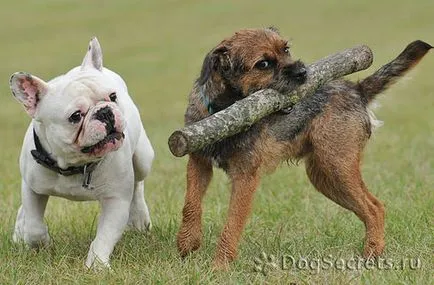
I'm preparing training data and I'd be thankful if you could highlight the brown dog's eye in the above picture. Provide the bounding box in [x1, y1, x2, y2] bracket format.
[255, 60, 272, 70]
[109, 92, 117, 102]
[284, 47, 290, 54]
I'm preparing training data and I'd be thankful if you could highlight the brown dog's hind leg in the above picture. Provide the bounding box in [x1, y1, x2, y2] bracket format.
[305, 147, 385, 258]
[177, 154, 213, 257]
[213, 169, 261, 269]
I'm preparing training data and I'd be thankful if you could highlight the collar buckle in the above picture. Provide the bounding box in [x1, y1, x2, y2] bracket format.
[82, 162, 99, 189]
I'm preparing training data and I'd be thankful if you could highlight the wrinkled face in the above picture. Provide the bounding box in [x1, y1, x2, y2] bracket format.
[198, 28, 307, 106]
[10, 37, 126, 167]
[39, 72, 126, 163]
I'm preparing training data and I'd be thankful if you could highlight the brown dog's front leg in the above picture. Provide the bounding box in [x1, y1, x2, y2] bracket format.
[213, 169, 260, 269]
[177, 154, 213, 257]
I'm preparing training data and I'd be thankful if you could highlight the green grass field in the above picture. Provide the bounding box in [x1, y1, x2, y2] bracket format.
[0, 0, 433, 284]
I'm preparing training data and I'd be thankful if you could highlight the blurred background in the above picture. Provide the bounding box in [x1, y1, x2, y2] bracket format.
[0, 0, 432, 283]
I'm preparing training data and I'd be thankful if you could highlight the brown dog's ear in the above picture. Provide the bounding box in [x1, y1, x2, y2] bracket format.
[266, 26, 280, 34]
[198, 44, 229, 85]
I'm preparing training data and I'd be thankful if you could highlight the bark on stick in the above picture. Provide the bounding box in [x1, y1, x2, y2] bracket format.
[169, 45, 373, 157]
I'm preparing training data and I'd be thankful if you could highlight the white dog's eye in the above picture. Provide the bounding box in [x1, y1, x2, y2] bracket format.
[109, 92, 117, 102]
[69, 111, 82, 124]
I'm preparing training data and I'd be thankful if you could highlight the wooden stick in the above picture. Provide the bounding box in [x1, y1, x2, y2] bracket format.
[169, 44, 373, 157]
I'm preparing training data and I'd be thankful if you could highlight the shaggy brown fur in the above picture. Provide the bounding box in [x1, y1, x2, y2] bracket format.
[176, 28, 432, 269]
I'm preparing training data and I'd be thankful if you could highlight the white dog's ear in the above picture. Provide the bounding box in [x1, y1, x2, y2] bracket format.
[81, 37, 103, 71]
[10, 72, 49, 118]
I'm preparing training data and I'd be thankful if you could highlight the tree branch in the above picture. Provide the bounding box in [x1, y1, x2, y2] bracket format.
[169, 45, 373, 157]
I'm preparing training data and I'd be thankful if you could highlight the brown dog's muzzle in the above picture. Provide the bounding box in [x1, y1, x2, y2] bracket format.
[282, 61, 307, 84]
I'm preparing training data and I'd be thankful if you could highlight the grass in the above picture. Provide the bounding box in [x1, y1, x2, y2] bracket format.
[0, 0, 433, 284]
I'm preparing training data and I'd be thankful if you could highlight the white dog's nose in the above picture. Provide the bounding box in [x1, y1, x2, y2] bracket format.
[94, 106, 115, 132]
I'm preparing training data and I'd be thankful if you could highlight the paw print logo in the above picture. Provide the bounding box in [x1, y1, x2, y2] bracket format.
[253, 252, 278, 275]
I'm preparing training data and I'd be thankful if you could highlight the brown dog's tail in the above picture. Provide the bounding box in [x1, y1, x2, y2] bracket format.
[358, 40, 432, 102]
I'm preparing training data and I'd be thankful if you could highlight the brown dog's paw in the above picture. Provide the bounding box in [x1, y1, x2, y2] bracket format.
[176, 229, 202, 258]
[362, 240, 385, 258]
[211, 258, 230, 271]
[211, 245, 237, 271]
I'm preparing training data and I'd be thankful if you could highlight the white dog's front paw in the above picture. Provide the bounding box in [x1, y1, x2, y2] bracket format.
[13, 206, 51, 248]
[13, 224, 50, 248]
[85, 241, 112, 270]
[127, 207, 152, 232]
[85, 257, 112, 271]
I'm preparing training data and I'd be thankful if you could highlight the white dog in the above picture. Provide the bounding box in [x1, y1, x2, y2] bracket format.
[9, 37, 154, 269]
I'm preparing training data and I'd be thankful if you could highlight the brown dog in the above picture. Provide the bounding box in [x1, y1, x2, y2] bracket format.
[176, 27, 432, 269]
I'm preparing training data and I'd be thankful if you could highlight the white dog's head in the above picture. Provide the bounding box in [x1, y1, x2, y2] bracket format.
[10, 38, 126, 168]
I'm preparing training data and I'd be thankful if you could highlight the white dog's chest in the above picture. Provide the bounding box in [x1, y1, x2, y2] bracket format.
[55, 176, 99, 200]
[24, 160, 117, 201]
[26, 154, 135, 201]
[32, 174, 100, 201]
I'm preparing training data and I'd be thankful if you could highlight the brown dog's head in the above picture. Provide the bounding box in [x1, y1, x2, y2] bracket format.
[196, 27, 307, 113]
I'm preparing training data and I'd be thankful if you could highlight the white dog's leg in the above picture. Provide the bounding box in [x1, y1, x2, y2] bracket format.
[13, 180, 50, 247]
[128, 181, 152, 231]
[13, 205, 25, 243]
[85, 197, 130, 269]
[132, 130, 154, 181]
[127, 129, 153, 232]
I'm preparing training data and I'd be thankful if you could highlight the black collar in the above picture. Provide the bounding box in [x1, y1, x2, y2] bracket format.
[30, 128, 98, 189]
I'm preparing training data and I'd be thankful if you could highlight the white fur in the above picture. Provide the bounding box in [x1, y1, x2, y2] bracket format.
[10, 38, 154, 269]
[367, 101, 384, 132]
